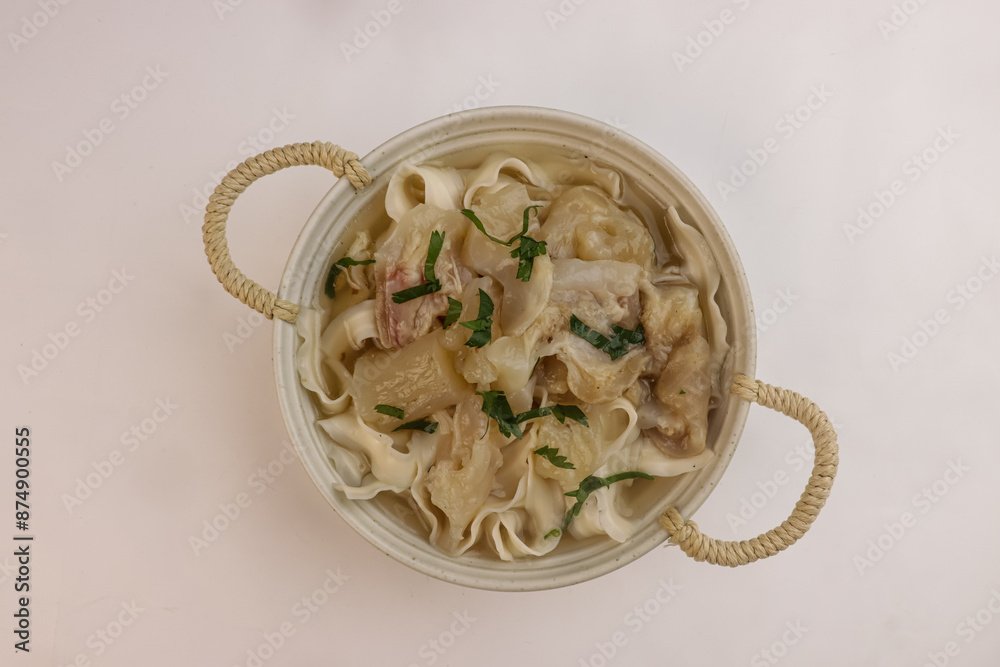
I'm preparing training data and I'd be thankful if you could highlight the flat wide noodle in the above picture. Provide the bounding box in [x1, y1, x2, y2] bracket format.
[298, 151, 731, 559]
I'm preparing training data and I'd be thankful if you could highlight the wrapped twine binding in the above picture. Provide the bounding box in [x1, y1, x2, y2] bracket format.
[201, 141, 840, 567]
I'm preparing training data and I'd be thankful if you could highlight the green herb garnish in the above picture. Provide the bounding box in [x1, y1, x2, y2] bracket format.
[510, 234, 547, 282]
[375, 404, 405, 419]
[393, 419, 438, 434]
[534, 445, 576, 470]
[516, 404, 589, 427]
[324, 256, 375, 299]
[391, 230, 445, 304]
[544, 529, 560, 540]
[461, 209, 514, 246]
[563, 472, 655, 531]
[460, 289, 494, 348]
[569, 315, 645, 361]
[461, 205, 546, 282]
[679, 389, 686, 395]
[476, 390, 523, 439]
[443, 297, 463, 328]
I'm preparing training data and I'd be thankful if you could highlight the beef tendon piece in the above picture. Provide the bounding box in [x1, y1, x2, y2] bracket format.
[640, 282, 711, 457]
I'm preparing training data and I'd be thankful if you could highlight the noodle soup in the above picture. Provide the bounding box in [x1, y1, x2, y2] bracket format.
[295, 146, 731, 560]
[273, 106, 754, 588]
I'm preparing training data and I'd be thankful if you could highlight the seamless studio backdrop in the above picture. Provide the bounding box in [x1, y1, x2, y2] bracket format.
[2, 1, 999, 666]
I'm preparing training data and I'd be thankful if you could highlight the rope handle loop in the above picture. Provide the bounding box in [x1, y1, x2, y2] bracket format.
[660, 374, 839, 566]
[201, 141, 371, 324]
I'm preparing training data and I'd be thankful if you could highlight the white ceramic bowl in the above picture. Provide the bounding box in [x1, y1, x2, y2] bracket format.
[273, 106, 756, 591]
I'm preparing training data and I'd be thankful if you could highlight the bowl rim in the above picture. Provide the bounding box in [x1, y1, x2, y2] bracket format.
[273, 105, 757, 590]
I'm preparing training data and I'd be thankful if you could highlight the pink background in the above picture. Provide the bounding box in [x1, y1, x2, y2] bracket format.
[3, 1, 999, 665]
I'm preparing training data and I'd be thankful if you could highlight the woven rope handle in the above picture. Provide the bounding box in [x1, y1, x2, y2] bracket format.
[660, 374, 839, 566]
[202, 141, 371, 323]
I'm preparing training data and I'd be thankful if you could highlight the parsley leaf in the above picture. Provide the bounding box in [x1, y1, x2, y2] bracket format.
[519, 205, 542, 236]
[391, 231, 445, 304]
[390, 282, 441, 303]
[516, 404, 589, 427]
[462, 205, 546, 281]
[459, 289, 494, 348]
[563, 472, 654, 531]
[569, 314, 609, 349]
[569, 315, 645, 361]
[534, 445, 576, 469]
[424, 230, 444, 282]
[393, 419, 438, 434]
[476, 390, 523, 439]
[679, 389, 686, 395]
[374, 404, 404, 419]
[324, 256, 376, 299]
[443, 297, 463, 328]
[551, 404, 588, 426]
[461, 209, 514, 246]
[510, 234, 547, 282]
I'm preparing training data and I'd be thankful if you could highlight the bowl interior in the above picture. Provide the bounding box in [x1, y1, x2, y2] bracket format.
[274, 106, 756, 591]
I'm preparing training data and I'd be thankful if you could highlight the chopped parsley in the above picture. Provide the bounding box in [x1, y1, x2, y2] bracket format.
[460, 208, 513, 246]
[544, 528, 560, 540]
[392, 419, 438, 434]
[679, 389, 686, 395]
[516, 404, 589, 427]
[510, 233, 547, 282]
[374, 404, 405, 419]
[459, 289, 494, 348]
[324, 256, 375, 299]
[461, 205, 546, 282]
[534, 445, 576, 470]
[569, 315, 645, 361]
[475, 391, 590, 440]
[563, 472, 655, 531]
[391, 230, 445, 304]
[442, 297, 463, 328]
[476, 390, 523, 439]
